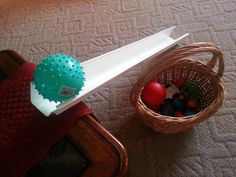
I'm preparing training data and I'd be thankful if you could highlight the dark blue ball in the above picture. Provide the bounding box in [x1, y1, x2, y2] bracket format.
[172, 97, 185, 111]
[184, 110, 197, 116]
[160, 101, 176, 116]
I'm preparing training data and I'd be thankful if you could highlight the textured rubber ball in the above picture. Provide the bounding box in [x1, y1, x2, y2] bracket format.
[33, 53, 85, 102]
[141, 82, 166, 106]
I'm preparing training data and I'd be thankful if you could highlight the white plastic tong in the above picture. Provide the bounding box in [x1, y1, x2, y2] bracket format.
[31, 26, 189, 116]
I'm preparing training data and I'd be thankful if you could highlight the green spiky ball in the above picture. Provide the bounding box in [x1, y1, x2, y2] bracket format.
[33, 53, 85, 102]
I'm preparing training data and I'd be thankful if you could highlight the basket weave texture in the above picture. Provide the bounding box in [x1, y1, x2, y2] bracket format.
[130, 42, 225, 133]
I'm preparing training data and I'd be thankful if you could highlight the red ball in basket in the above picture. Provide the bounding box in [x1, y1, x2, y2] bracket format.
[141, 82, 166, 106]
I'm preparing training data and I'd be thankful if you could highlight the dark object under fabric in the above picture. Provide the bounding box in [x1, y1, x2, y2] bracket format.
[25, 138, 89, 177]
[0, 63, 91, 177]
[0, 71, 7, 82]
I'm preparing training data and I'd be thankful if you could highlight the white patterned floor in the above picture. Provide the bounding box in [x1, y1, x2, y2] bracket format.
[0, 0, 236, 176]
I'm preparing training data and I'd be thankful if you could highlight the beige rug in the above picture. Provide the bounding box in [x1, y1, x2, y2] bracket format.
[1, 0, 236, 176]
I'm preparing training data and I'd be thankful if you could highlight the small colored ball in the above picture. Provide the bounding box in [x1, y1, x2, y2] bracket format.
[141, 82, 166, 106]
[184, 110, 197, 116]
[160, 100, 176, 116]
[172, 97, 185, 111]
[180, 82, 201, 98]
[187, 99, 197, 108]
[179, 95, 185, 101]
[175, 79, 185, 89]
[165, 84, 180, 99]
[175, 111, 184, 117]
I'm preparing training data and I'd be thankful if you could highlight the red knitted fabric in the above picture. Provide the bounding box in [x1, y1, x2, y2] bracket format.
[0, 63, 91, 177]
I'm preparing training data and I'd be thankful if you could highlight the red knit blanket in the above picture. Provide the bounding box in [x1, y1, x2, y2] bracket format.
[0, 63, 91, 177]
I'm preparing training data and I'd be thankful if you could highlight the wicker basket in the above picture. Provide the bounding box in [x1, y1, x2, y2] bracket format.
[130, 42, 225, 133]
